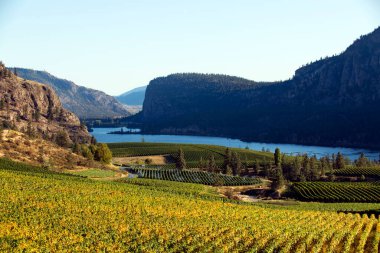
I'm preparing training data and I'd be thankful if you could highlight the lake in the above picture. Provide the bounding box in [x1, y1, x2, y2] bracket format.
[91, 127, 380, 160]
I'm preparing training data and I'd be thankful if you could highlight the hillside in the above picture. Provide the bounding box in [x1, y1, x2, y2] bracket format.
[0, 130, 95, 170]
[115, 85, 146, 106]
[15, 68, 131, 119]
[0, 63, 90, 144]
[1, 160, 379, 252]
[136, 27, 380, 149]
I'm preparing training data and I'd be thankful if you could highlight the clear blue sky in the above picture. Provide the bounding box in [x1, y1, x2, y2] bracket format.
[0, 0, 379, 95]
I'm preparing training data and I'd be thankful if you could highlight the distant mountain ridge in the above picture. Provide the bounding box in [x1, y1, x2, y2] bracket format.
[15, 68, 131, 119]
[115, 85, 146, 106]
[136, 26, 380, 149]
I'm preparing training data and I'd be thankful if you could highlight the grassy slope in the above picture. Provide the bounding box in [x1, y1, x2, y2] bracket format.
[1, 158, 380, 252]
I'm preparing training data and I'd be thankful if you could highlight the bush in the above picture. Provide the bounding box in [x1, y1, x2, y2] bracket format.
[94, 143, 112, 164]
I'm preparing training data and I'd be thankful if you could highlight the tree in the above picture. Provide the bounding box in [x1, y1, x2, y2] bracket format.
[355, 153, 369, 167]
[176, 148, 186, 170]
[335, 152, 345, 170]
[222, 148, 232, 174]
[55, 130, 71, 147]
[310, 156, 320, 181]
[254, 160, 260, 175]
[231, 152, 241, 176]
[94, 143, 112, 164]
[72, 142, 81, 154]
[208, 155, 217, 173]
[274, 148, 281, 167]
[81, 145, 94, 160]
[198, 157, 205, 170]
[225, 165, 233, 175]
[271, 167, 285, 191]
[301, 155, 311, 181]
[289, 156, 301, 181]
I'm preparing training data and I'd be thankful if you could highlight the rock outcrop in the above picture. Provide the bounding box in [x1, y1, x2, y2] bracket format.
[137, 26, 380, 149]
[0, 62, 91, 144]
[15, 68, 131, 119]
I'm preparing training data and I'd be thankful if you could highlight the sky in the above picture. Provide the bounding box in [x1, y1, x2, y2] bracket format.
[0, 0, 379, 95]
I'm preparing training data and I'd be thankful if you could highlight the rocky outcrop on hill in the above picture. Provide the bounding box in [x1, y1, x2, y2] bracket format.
[15, 68, 131, 119]
[0, 62, 91, 144]
[137, 27, 380, 149]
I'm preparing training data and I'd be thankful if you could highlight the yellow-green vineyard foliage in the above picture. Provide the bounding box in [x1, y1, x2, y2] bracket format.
[0, 159, 380, 252]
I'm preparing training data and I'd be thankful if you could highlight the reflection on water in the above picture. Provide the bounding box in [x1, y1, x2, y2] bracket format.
[91, 128, 380, 160]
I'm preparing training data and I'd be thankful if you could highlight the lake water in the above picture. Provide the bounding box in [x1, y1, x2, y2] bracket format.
[91, 127, 380, 160]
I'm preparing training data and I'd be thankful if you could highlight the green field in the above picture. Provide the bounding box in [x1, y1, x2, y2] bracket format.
[108, 142, 273, 168]
[291, 182, 380, 202]
[1, 158, 380, 252]
[131, 168, 262, 186]
[69, 169, 117, 178]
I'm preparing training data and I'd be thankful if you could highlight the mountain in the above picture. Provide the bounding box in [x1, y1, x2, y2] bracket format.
[115, 85, 146, 106]
[135, 26, 380, 149]
[15, 68, 131, 119]
[0, 62, 91, 144]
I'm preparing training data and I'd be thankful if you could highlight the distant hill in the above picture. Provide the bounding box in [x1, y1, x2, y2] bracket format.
[115, 86, 146, 106]
[15, 68, 131, 119]
[135, 26, 380, 149]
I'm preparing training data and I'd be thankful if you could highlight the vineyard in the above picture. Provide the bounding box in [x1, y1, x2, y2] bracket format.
[292, 182, 380, 202]
[130, 168, 262, 186]
[108, 142, 273, 168]
[1, 158, 380, 252]
[333, 166, 380, 178]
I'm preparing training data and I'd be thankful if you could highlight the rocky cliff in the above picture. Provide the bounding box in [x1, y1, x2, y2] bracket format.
[137, 26, 380, 149]
[0, 62, 91, 144]
[15, 68, 131, 119]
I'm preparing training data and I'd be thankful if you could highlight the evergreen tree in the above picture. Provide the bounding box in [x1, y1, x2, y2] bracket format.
[271, 166, 285, 191]
[222, 148, 232, 174]
[290, 156, 301, 181]
[355, 153, 369, 167]
[310, 156, 320, 181]
[176, 148, 186, 170]
[263, 162, 271, 178]
[335, 152, 345, 170]
[231, 151, 241, 176]
[208, 155, 217, 173]
[55, 130, 71, 147]
[301, 155, 310, 181]
[274, 148, 281, 167]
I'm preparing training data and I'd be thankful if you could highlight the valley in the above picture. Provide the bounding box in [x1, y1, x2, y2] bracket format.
[1, 2, 380, 251]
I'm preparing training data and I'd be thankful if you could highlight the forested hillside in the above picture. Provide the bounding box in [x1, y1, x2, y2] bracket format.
[136, 27, 380, 149]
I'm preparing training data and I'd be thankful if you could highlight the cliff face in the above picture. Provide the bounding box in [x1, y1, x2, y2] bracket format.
[0, 63, 91, 144]
[138, 27, 380, 148]
[15, 68, 131, 119]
